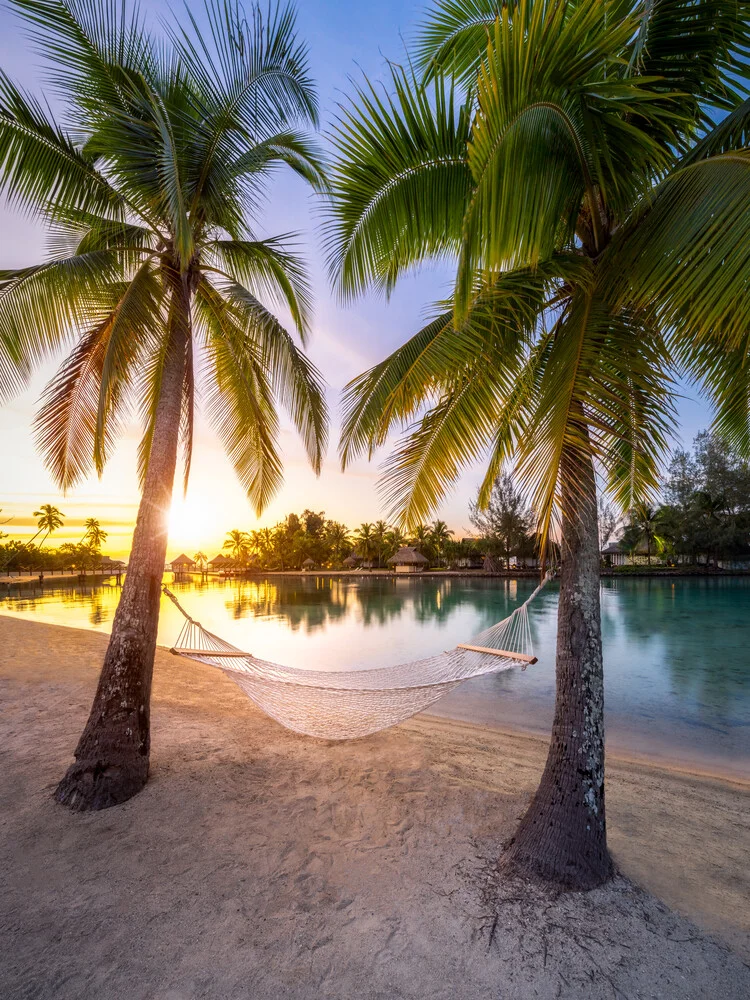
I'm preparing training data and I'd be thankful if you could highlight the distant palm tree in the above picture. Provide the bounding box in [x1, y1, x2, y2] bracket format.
[223, 530, 251, 566]
[326, 0, 750, 886]
[411, 524, 432, 561]
[0, 0, 328, 810]
[193, 550, 208, 571]
[354, 523, 375, 564]
[325, 521, 351, 565]
[33, 504, 65, 547]
[384, 527, 407, 561]
[429, 520, 453, 567]
[372, 519, 389, 567]
[627, 502, 663, 566]
[81, 517, 107, 550]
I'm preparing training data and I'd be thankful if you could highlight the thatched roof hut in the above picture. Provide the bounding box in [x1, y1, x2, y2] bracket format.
[388, 546, 429, 574]
[342, 554, 359, 569]
[302, 557, 316, 570]
[170, 553, 196, 573]
[208, 553, 229, 568]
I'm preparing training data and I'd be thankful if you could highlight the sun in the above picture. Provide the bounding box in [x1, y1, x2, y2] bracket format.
[168, 495, 215, 551]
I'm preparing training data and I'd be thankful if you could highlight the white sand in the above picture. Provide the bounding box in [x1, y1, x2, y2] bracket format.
[1, 615, 749, 999]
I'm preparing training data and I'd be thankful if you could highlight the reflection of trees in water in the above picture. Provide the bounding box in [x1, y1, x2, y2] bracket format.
[0, 579, 120, 624]
[603, 577, 750, 720]
[211, 574, 541, 635]
[88, 596, 107, 626]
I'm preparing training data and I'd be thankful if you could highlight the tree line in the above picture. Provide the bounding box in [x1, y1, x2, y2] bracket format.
[0, 506, 111, 575]
[614, 433, 750, 566]
[215, 513, 460, 571]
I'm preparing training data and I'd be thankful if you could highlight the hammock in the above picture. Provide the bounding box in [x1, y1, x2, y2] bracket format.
[163, 576, 549, 740]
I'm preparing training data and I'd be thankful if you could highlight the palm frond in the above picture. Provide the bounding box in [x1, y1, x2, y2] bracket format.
[324, 63, 473, 300]
[628, 0, 750, 127]
[0, 250, 133, 402]
[415, 0, 500, 85]
[194, 276, 284, 513]
[170, 0, 319, 135]
[7, 0, 156, 114]
[217, 278, 328, 472]
[207, 235, 312, 337]
[605, 151, 750, 352]
[0, 70, 126, 220]
[33, 262, 163, 487]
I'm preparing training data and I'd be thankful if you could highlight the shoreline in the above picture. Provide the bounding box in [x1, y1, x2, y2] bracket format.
[2, 610, 747, 784]
[1, 613, 748, 997]
[422, 714, 750, 790]
[4, 566, 750, 587]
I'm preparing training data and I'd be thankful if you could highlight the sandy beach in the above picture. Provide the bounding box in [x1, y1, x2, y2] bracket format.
[1, 615, 749, 999]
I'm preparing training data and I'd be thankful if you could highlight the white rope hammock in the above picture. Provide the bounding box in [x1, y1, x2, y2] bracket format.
[164, 575, 550, 740]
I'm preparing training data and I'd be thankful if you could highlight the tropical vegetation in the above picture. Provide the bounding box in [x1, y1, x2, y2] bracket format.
[0, 0, 327, 810]
[325, 0, 750, 887]
[618, 432, 750, 565]
[216, 511, 462, 569]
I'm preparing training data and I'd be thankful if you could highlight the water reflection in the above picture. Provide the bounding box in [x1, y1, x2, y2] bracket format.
[1, 573, 748, 774]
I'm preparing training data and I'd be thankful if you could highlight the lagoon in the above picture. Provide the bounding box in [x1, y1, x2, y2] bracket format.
[2, 574, 748, 778]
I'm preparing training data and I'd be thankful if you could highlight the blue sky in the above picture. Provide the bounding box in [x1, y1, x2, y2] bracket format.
[0, 0, 712, 556]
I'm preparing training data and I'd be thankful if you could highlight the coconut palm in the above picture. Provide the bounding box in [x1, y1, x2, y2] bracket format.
[429, 519, 452, 566]
[353, 522, 375, 564]
[325, 520, 351, 565]
[372, 519, 389, 567]
[0, 0, 328, 809]
[33, 503, 65, 546]
[384, 526, 407, 560]
[223, 529, 251, 566]
[326, 0, 750, 886]
[410, 524, 433, 561]
[81, 517, 107, 550]
[193, 550, 208, 571]
[624, 502, 664, 565]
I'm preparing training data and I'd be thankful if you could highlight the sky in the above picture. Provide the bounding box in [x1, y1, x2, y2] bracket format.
[0, 0, 712, 558]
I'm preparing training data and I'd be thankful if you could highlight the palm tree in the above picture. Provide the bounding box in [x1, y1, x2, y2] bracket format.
[81, 517, 107, 550]
[193, 550, 208, 572]
[223, 529, 251, 567]
[384, 526, 407, 561]
[372, 519, 389, 567]
[325, 521, 351, 565]
[429, 520, 452, 567]
[411, 524, 433, 561]
[0, 0, 328, 810]
[626, 502, 664, 566]
[353, 522, 375, 564]
[33, 504, 65, 547]
[326, 0, 750, 887]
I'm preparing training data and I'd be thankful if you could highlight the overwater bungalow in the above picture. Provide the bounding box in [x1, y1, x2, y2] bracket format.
[170, 554, 196, 575]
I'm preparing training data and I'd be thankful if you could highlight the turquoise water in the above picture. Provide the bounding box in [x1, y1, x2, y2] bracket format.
[2, 574, 749, 777]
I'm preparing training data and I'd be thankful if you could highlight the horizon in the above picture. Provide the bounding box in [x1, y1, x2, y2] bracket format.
[0, 0, 713, 559]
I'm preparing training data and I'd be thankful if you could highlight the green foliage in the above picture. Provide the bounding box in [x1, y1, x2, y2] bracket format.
[469, 472, 536, 565]
[0, 0, 328, 514]
[326, 0, 750, 552]
[650, 431, 750, 564]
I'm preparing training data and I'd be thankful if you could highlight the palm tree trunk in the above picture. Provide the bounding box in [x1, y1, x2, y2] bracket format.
[55, 285, 189, 811]
[502, 447, 613, 889]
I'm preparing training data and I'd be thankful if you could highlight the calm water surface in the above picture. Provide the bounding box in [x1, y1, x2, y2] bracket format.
[2, 574, 748, 777]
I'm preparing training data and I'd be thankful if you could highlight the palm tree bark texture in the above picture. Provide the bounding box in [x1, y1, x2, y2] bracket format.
[55, 283, 189, 809]
[503, 448, 612, 887]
